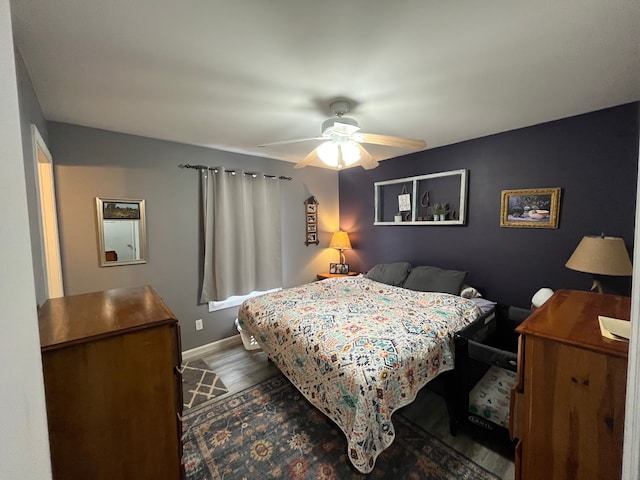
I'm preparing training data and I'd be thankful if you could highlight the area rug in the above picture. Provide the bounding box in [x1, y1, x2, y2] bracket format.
[181, 359, 228, 410]
[182, 374, 500, 479]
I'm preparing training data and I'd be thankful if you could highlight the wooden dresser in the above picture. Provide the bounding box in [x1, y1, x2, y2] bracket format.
[38, 285, 184, 479]
[510, 289, 630, 480]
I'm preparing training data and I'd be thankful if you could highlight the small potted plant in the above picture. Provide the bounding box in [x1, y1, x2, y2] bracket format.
[433, 203, 449, 221]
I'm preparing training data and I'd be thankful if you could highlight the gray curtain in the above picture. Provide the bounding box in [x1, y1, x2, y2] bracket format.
[200, 168, 283, 302]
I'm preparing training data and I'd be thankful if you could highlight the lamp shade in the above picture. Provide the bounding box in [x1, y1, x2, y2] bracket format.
[565, 235, 632, 276]
[329, 231, 352, 251]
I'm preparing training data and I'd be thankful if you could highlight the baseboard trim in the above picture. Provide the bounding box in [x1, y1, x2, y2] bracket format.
[182, 334, 242, 361]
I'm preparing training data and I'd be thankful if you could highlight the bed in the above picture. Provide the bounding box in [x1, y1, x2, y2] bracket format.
[237, 263, 493, 473]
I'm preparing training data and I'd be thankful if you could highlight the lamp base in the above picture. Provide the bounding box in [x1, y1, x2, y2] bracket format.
[590, 278, 604, 294]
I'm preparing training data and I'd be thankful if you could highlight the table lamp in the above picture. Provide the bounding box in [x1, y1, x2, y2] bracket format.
[565, 234, 632, 293]
[329, 231, 351, 264]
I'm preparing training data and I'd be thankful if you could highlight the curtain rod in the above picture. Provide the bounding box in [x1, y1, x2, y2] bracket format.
[178, 163, 292, 181]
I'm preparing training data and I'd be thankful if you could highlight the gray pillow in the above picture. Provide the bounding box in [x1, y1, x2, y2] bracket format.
[402, 265, 468, 295]
[364, 262, 412, 286]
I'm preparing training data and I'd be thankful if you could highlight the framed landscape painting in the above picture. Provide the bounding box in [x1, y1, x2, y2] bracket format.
[500, 188, 561, 228]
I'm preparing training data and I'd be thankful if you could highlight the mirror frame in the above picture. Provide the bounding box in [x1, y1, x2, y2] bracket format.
[95, 197, 147, 267]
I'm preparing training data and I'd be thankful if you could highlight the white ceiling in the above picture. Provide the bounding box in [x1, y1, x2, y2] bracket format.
[10, 0, 640, 167]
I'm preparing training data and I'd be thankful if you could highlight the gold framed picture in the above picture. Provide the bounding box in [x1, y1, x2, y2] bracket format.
[500, 188, 561, 228]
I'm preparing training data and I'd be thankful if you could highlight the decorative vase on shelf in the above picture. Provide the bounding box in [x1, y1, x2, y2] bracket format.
[432, 202, 449, 222]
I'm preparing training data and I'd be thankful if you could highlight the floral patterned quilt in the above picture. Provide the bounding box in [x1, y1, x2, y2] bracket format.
[237, 276, 482, 473]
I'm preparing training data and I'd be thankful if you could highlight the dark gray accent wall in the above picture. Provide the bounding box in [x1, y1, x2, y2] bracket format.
[48, 122, 340, 350]
[14, 47, 49, 306]
[339, 103, 639, 308]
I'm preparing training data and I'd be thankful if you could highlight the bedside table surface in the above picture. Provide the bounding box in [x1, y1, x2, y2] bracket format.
[317, 272, 359, 280]
[516, 289, 630, 358]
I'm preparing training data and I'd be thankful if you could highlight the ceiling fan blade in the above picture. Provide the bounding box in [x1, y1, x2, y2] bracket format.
[293, 149, 320, 169]
[356, 144, 379, 170]
[359, 133, 427, 150]
[259, 136, 324, 147]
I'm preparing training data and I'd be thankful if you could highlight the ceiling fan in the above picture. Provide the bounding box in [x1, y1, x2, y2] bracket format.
[260, 100, 427, 170]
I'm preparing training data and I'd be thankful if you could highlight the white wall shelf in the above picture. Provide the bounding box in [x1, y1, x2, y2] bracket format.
[374, 169, 468, 225]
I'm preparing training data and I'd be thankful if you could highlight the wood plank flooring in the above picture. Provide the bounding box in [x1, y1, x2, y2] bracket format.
[195, 341, 515, 479]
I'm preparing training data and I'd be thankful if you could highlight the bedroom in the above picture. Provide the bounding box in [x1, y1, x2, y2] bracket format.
[2, 1, 639, 478]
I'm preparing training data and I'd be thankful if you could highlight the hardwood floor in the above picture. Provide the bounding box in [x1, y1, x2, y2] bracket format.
[194, 341, 515, 479]
[196, 343, 280, 402]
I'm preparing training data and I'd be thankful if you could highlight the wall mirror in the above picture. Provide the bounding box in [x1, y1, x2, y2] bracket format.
[95, 197, 147, 266]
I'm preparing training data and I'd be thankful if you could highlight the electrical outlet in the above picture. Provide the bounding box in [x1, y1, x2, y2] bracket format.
[195, 319, 203, 331]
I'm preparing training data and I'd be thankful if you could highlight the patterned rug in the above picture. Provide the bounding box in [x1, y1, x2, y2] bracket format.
[182, 374, 500, 479]
[181, 359, 228, 410]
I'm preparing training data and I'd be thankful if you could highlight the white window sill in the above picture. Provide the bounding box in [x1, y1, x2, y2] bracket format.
[208, 288, 281, 312]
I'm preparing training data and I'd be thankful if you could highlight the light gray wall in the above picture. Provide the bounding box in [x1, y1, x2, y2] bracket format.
[2, 3, 52, 477]
[14, 46, 49, 306]
[48, 122, 340, 350]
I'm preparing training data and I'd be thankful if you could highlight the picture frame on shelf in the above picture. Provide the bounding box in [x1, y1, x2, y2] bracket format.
[329, 263, 349, 275]
[500, 187, 561, 228]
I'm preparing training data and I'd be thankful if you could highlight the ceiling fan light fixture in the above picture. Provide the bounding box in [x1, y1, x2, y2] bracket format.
[321, 117, 359, 136]
[317, 141, 339, 167]
[317, 140, 361, 168]
[340, 141, 361, 166]
[264, 99, 425, 170]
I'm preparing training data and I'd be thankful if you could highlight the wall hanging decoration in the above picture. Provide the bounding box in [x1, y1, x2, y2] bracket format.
[95, 197, 147, 266]
[304, 196, 320, 245]
[374, 169, 468, 225]
[397, 185, 411, 221]
[500, 187, 561, 228]
[419, 190, 430, 220]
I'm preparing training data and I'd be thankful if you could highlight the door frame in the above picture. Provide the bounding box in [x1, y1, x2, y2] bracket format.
[31, 124, 64, 298]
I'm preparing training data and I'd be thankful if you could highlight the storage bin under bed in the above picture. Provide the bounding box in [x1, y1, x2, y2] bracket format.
[235, 318, 261, 351]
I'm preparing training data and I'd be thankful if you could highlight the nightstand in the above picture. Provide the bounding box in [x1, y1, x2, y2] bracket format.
[510, 289, 630, 479]
[316, 271, 359, 280]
